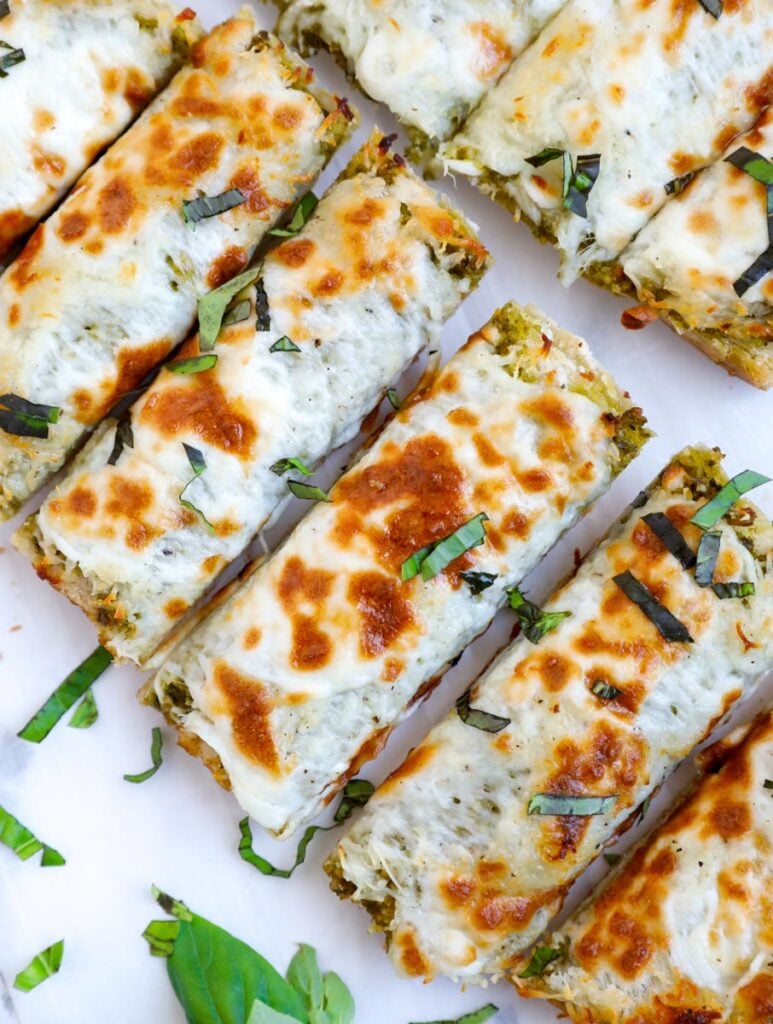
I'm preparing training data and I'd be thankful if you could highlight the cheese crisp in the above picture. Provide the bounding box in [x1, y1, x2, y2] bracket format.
[0, 0, 201, 260]
[0, 9, 354, 519]
[514, 710, 773, 1024]
[148, 302, 648, 837]
[327, 447, 773, 983]
[16, 133, 490, 665]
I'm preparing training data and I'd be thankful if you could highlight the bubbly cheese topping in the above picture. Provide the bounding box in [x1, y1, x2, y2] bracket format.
[443, 0, 773, 281]
[517, 712, 773, 1024]
[0, 0, 200, 259]
[0, 13, 350, 519]
[153, 302, 641, 836]
[31, 141, 487, 663]
[332, 451, 773, 982]
[276, 0, 565, 144]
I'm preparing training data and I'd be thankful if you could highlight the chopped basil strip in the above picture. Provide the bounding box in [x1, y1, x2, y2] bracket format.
[695, 530, 721, 587]
[712, 581, 755, 599]
[726, 146, 773, 186]
[401, 513, 489, 582]
[631, 490, 649, 509]
[697, 0, 722, 16]
[386, 387, 400, 410]
[287, 479, 330, 502]
[507, 587, 571, 644]
[123, 726, 163, 783]
[182, 188, 246, 224]
[613, 571, 693, 643]
[270, 457, 312, 477]
[604, 852, 622, 865]
[13, 940, 64, 993]
[18, 645, 113, 743]
[642, 512, 696, 569]
[563, 153, 601, 218]
[456, 690, 511, 734]
[269, 336, 300, 353]
[168, 353, 218, 375]
[460, 570, 498, 595]
[180, 442, 215, 531]
[664, 171, 695, 195]
[255, 279, 270, 332]
[68, 689, 98, 729]
[107, 411, 134, 466]
[0, 805, 65, 866]
[526, 147, 564, 168]
[268, 191, 318, 237]
[0, 393, 60, 439]
[764, 779, 773, 792]
[734, 245, 773, 297]
[198, 266, 261, 351]
[409, 1005, 498, 1024]
[0, 41, 24, 76]
[222, 298, 251, 327]
[0, 3, 9, 19]
[725, 148, 773, 295]
[238, 779, 374, 878]
[528, 793, 617, 816]
[518, 945, 563, 979]
[690, 470, 771, 529]
[591, 680, 623, 700]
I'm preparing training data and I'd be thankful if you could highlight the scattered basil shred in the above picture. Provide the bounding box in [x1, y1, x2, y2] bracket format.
[525, 148, 563, 168]
[528, 793, 617, 816]
[255, 279, 270, 332]
[724, 148, 773, 295]
[563, 153, 601, 217]
[591, 680, 623, 700]
[456, 690, 510, 734]
[270, 336, 301, 353]
[507, 588, 571, 644]
[604, 852, 622, 866]
[182, 189, 246, 225]
[180, 442, 215, 531]
[694, 531, 721, 587]
[269, 192, 318, 237]
[613, 571, 693, 643]
[664, 171, 695, 195]
[641, 512, 696, 569]
[107, 411, 134, 466]
[712, 581, 755, 599]
[409, 1005, 498, 1024]
[270, 457, 312, 477]
[13, 940, 64, 992]
[222, 299, 251, 327]
[168, 353, 218, 375]
[0, 393, 60, 439]
[198, 266, 261, 351]
[460, 571, 498, 595]
[689, 470, 770, 530]
[0, 40, 24, 76]
[0, 805, 64, 866]
[697, 0, 722, 16]
[386, 387, 400, 410]
[287, 480, 330, 502]
[124, 727, 163, 784]
[18, 645, 113, 743]
[401, 513, 488, 582]
[68, 688, 98, 729]
[518, 945, 563, 979]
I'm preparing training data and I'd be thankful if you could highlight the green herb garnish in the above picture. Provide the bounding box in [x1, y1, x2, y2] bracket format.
[222, 298, 251, 328]
[563, 153, 601, 218]
[255, 279, 270, 332]
[180, 442, 215, 531]
[409, 1004, 498, 1024]
[725, 148, 773, 295]
[14, 940, 64, 992]
[697, 0, 722, 16]
[401, 513, 488, 582]
[459, 571, 498, 595]
[0, 40, 24, 76]
[182, 189, 246, 225]
[287, 479, 330, 502]
[18, 645, 113, 743]
[198, 266, 261, 351]
[168, 353, 218, 375]
[525, 148, 564, 168]
[690, 470, 770, 530]
[68, 689, 98, 729]
[712, 581, 755, 599]
[641, 512, 696, 569]
[269, 192, 318, 237]
[591, 680, 623, 700]
[270, 457, 312, 477]
[518, 944, 563, 979]
[0, 393, 60, 439]
[283, 944, 354, 1024]
[124, 727, 163, 783]
[456, 690, 510, 734]
[695, 531, 721, 587]
[270, 336, 301, 353]
[107, 411, 134, 466]
[527, 793, 617, 816]
[764, 779, 773, 793]
[0, 805, 64, 866]
[613, 571, 693, 642]
[664, 171, 696, 195]
[726, 147, 773, 186]
[507, 587, 571, 644]
[386, 387, 400, 410]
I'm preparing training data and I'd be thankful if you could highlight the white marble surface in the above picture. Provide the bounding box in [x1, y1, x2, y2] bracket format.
[0, 2, 771, 1022]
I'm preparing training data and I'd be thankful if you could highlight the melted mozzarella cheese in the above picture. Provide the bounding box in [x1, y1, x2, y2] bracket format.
[516, 712, 773, 1023]
[443, 0, 773, 282]
[330, 449, 773, 982]
[276, 0, 565, 145]
[26, 137, 488, 664]
[0, 0, 199, 259]
[152, 302, 643, 836]
[0, 12, 351, 520]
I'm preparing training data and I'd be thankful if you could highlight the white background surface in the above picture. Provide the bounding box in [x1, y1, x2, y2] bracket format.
[1, 2, 772, 1022]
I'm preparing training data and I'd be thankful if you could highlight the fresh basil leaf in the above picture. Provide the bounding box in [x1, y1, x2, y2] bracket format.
[198, 266, 261, 352]
[726, 146, 773, 186]
[563, 153, 601, 218]
[247, 1001, 301, 1024]
[0, 805, 64, 866]
[697, 0, 722, 16]
[169, 353, 218, 375]
[320, 971, 354, 1024]
[401, 513, 489, 582]
[0, 393, 60, 439]
[712, 581, 755, 599]
[286, 945, 323, 1019]
[270, 336, 301, 353]
[386, 388, 400, 410]
[271, 457, 312, 477]
[690, 470, 771, 530]
[518, 944, 563, 979]
[613, 571, 693, 642]
[694, 530, 721, 587]
[287, 480, 329, 502]
[526, 148, 564, 168]
[641, 512, 696, 569]
[68, 688, 98, 729]
[456, 691, 510, 734]
[664, 171, 695, 195]
[527, 793, 617, 816]
[124, 726, 163, 783]
[107, 411, 134, 466]
[0, 42, 24, 76]
[603, 852, 622, 865]
[733, 245, 773, 297]
[18, 645, 113, 743]
[507, 588, 571, 644]
[459, 571, 497, 595]
[591, 680, 623, 700]
[182, 189, 246, 225]
[180, 442, 215, 531]
[269, 192, 318, 237]
[255, 280, 270, 332]
[13, 940, 64, 992]
[409, 1005, 498, 1024]
[222, 299, 251, 328]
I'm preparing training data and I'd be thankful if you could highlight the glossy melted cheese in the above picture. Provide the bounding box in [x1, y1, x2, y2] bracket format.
[153, 303, 641, 836]
[0, 11, 351, 519]
[31, 141, 488, 663]
[332, 452, 773, 982]
[276, 0, 565, 144]
[0, 0, 200, 259]
[516, 712, 773, 1024]
[443, 0, 773, 281]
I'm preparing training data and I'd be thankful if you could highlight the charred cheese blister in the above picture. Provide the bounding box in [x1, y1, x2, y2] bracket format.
[442, 0, 773, 283]
[16, 132, 490, 665]
[326, 447, 773, 983]
[0, 0, 201, 261]
[620, 109, 773, 390]
[0, 9, 355, 520]
[514, 710, 773, 1024]
[148, 302, 649, 837]
[274, 0, 566, 160]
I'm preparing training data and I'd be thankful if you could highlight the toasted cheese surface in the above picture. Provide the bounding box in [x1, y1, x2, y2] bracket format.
[443, 0, 773, 281]
[0, 12, 352, 520]
[151, 302, 646, 837]
[24, 135, 489, 664]
[515, 711, 773, 1024]
[329, 448, 773, 982]
[0, 0, 201, 259]
[275, 0, 565, 147]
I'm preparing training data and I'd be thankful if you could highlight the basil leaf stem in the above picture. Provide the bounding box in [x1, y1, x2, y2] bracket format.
[528, 793, 617, 816]
[13, 940, 64, 992]
[198, 266, 261, 351]
[401, 513, 489, 582]
[182, 189, 246, 224]
[507, 588, 571, 644]
[690, 470, 771, 529]
[456, 690, 510, 733]
[0, 805, 65, 866]
[641, 512, 696, 569]
[124, 727, 163, 783]
[269, 191, 318, 237]
[0, 393, 60, 439]
[180, 442, 215, 531]
[18, 645, 113, 743]
[613, 571, 693, 642]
